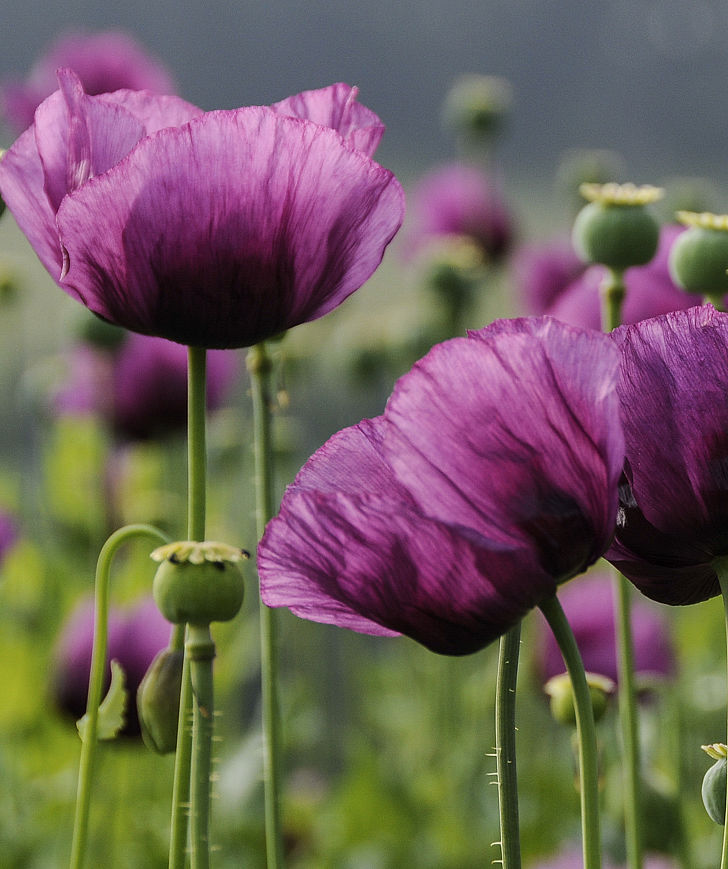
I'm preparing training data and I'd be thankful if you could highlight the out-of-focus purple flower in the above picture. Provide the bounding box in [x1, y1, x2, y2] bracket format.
[406, 162, 514, 263]
[546, 225, 701, 328]
[54, 331, 236, 440]
[513, 238, 587, 315]
[606, 305, 728, 605]
[531, 849, 675, 869]
[1, 30, 177, 135]
[55, 597, 171, 732]
[538, 572, 675, 685]
[52, 595, 171, 734]
[258, 316, 623, 655]
[0, 510, 18, 566]
[0, 70, 404, 349]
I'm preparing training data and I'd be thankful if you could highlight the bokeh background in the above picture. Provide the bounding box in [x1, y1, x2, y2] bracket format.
[1, 3, 728, 868]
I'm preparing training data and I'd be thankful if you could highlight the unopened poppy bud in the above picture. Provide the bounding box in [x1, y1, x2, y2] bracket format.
[442, 74, 512, 143]
[702, 743, 728, 825]
[137, 647, 183, 754]
[544, 671, 615, 726]
[669, 212, 728, 304]
[151, 541, 247, 626]
[572, 183, 663, 271]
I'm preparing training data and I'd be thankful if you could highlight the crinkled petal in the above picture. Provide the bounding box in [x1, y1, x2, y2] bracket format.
[612, 305, 728, 541]
[271, 82, 384, 156]
[384, 316, 623, 581]
[57, 106, 405, 348]
[259, 487, 555, 655]
[0, 124, 62, 277]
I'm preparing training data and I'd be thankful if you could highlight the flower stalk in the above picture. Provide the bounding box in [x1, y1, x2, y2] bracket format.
[495, 622, 522, 869]
[716, 563, 728, 869]
[248, 341, 285, 868]
[169, 345, 208, 869]
[539, 595, 601, 869]
[69, 523, 169, 869]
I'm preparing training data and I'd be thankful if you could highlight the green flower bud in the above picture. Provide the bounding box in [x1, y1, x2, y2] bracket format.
[441, 74, 512, 143]
[151, 541, 247, 626]
[572, 182, 663, 271]
[137, 647, 184, 754]
[702, 743, 728, 825]
[544, 671, 615, 727]
[669, 212, 728, 302]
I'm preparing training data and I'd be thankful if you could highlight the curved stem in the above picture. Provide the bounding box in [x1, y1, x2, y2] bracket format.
[187, 624, 216, 869]
[169, 345, 208, 869]
[69, 523, 169, 869]
[495, 623, 522, 869]
[247, 341, 284, 869]
[716, 566, 728, 869]
[540, 594, 602, 869]
[614, 574, 642, 869]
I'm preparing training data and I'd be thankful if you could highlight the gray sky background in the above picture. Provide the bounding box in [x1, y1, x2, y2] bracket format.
[2, 0, 728, 192]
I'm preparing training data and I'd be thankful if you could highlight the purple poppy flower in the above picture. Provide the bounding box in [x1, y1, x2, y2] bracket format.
[513, 238, 587, 315]
[538, 572, 675, 685]
[531, 849, 675, 869]
[406, 162, 514, 262]
[258, 316, 623, 655]
[546, 225, 701, 329]
[1, 30, 176, 135]
[55, 331, 236, 440]
[52, 595, 171, 733]
[0, 70, 405, 349]
[606, 305, 728, 605]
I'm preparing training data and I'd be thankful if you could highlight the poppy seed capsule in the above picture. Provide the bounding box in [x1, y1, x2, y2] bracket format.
[702, 756, 727, 825]
[151, 542, 246, 625]
[137, 647, 184, 754]
[669, 212, 728, 299]
[572, 183, 662, 271]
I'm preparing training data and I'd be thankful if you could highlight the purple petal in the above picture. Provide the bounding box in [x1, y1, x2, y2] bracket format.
[259, 487, 554, 655]
[271, 82, 385, 156]
[607, 305, 728, 602]
[57, 106, 404, 348]
[384, 317, 623, 581]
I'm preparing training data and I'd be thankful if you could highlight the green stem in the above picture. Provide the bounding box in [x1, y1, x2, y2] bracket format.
[247, 341, 284, 869]
[169, 345, 208, 869]
[187, 624, 216, 869]
[600, 267, 626, 333]
[69, 523, 169, 869]
[614, 574, 642, 869]
[716, 566, 728, 869]
[540, 595, 601, 869]
[495, 623, 522, 869]
[600, 268, 642, 869]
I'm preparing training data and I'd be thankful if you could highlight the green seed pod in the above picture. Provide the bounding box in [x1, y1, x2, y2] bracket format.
[572, 182, 663, 271]
[543, 671, 615, 727]
[702, 756, 727, 825]
[137, 648, 184, 754]
[441, 74, 512, 143]
[669, 212, 728, 300]
[151, 541, 247, 626]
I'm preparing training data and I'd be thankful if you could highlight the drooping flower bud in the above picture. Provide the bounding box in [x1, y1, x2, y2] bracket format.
[702, 743, 728, 825]
[669, 211, 728, 306]
[151, 541, 247, 626]
[544, 671, 615, 726]
[572, 183, 663, 271]
[137, 647, 184, 754]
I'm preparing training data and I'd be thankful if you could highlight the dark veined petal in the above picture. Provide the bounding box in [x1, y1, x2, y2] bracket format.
[259, 486, 555, 656]
[57, 106, 404, 348]
[270, 82, 385, 157]
[612, 306, 728, 538]
[383, 316, 623, 581]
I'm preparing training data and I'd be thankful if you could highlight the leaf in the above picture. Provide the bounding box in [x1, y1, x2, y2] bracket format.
[76, 659, 128, 742]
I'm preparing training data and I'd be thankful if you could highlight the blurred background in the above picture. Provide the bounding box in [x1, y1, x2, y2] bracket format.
[0, 3, 727, 868]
